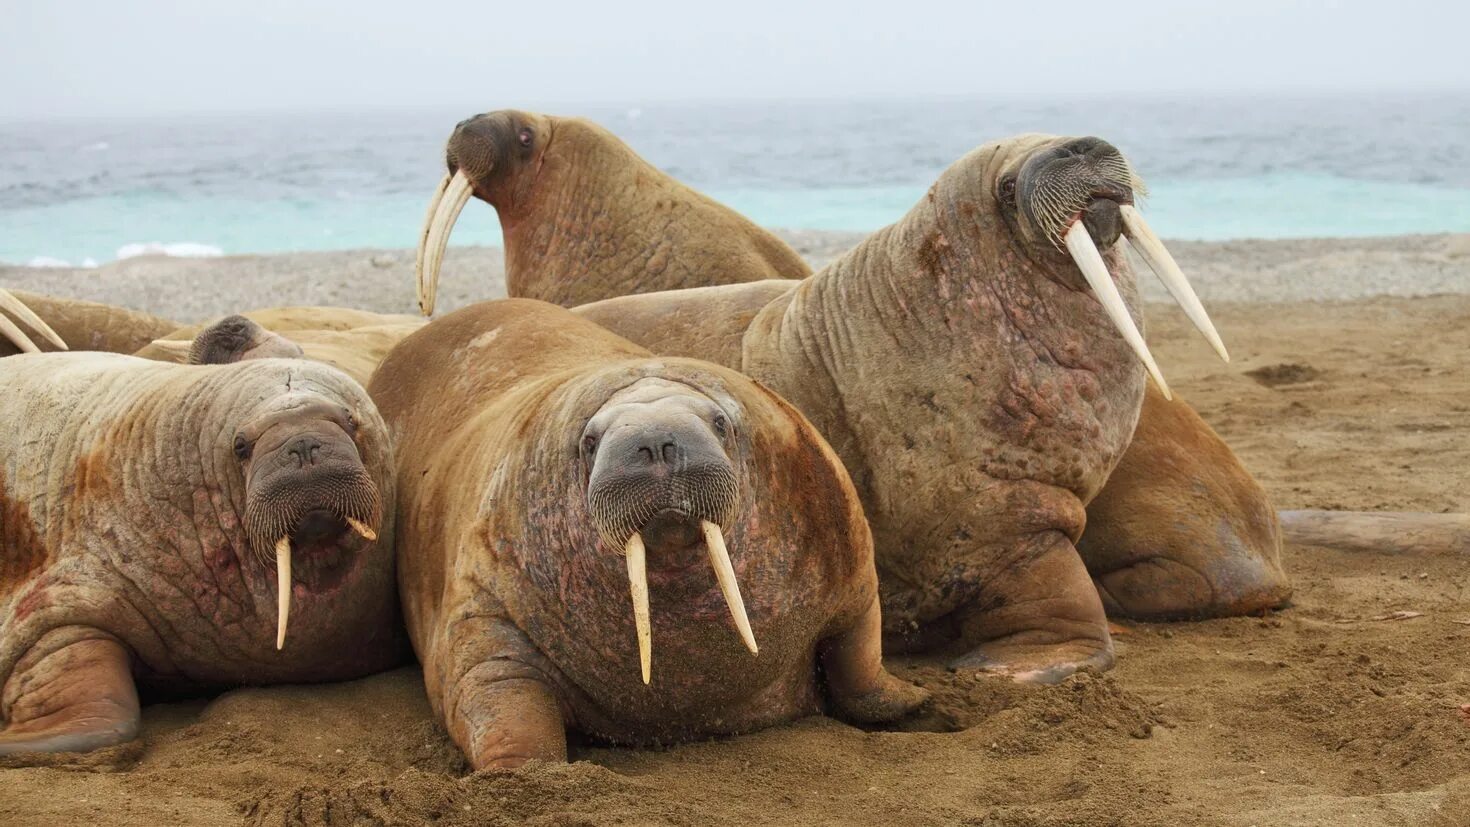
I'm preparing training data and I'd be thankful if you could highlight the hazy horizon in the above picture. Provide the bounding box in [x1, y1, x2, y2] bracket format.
[4, 0, 1467, 120]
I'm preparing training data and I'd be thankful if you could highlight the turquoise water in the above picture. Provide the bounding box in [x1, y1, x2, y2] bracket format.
[3, 96, 1467, 264]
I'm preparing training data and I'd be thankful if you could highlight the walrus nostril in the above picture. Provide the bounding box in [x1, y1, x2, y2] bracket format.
[286, 436, 323, 468]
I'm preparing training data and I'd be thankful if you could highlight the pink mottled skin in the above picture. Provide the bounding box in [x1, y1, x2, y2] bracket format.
[0, 354, 400, 756]
[577, 135, 1159, 681]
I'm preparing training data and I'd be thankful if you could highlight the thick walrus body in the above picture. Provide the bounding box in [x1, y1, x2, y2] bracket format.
[571, 134, 1291, 680]
[0, 354, 398, 755]
[0, 291, 178, 357]
[413, 116, 1289, 626]
[413, 110, 810, 311]
[369, 300, 924, 769]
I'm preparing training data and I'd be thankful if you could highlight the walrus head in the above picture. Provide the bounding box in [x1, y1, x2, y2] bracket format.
[190, 315, 305, 364]
[415, 109, 554, 314]
[580, 376, 756, 684]
[993, 135, 1229, 398]
[233, 397, 382, 651]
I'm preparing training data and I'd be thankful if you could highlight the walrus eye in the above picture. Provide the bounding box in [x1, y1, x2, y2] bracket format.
[343, 409, 360, 436]
[999, 176, 1018, 208]
[517, 127, 533, 148]
[582, 434, 598, 456]
[233, 435, 252, 461]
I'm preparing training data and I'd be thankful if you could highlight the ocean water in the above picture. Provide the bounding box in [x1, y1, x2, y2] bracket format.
[2, 94, 1467, 266]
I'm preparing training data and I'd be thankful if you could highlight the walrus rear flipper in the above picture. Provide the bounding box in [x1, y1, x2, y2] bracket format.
[1279, 511, 1470, 555]
[0, 632, 139, 756]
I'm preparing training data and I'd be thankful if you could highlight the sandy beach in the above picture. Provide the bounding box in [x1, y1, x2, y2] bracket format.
[2, 232, 1469, 826]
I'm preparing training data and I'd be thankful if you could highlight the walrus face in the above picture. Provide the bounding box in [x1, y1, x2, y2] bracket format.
[233, 397, 382, 650]
[187, 315, 305, 365]
[580, 377, 756, 683]
[991, 135, 1229, 398]
[415, 109, 555, 314]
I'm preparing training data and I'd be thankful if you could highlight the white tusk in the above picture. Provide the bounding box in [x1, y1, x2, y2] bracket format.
[148, 339, 195, 361]
[275, 537, 292, 651]
[1119, 204, 1228, 363]
[701, 520, 758, 655]
[1064, 221, 1171, 401]
[625, 533, 652, 684]
[0, 308, 39, 353]
[0, 288, 67, 350]
[345, 517, 377, 542]
[414, 171, 473, 317]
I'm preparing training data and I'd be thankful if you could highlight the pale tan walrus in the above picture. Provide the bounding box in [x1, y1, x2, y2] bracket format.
[0, 354, 399, 755]
[413, 114, 1291, 624]
[0, 290, 180, 357]
[369, 300, 926, 768]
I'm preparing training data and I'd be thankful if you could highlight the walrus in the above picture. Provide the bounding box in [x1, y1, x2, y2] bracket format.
[562, 134, 1265, 681]
[0, 290, 180, 357]
[135, 308, 424, 386]
[412, 116, 1290, 625]
[0, 354, 398, 755]
[369, 299, 926, 768]
[413, 110, 810, 312]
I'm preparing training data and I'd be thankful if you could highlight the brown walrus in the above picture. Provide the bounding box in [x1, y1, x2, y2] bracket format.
[411, 116, 1290, 625]
[0, 290, 179, 357]
[369, 299, 926, 768]
[566, 134, 1269, 681]
[135, 307, 424, 386]
[413, 110, 809, 312]
[0, 353, 398, 755]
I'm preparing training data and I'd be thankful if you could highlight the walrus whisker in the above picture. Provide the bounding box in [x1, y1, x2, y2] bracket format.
[701, 520, 758, 655]
[625, 532, 652, 685]
[415, 170, 474, 316]
[1119, 205, 1229, 363]
[1063, 221, 1172, 400]
[0, 287, 68, 350]
[275, 536, 292, 651]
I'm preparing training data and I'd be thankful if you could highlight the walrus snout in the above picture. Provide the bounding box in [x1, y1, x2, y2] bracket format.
[187, 315, 304, 365]
[1016, 136, 1137, 247]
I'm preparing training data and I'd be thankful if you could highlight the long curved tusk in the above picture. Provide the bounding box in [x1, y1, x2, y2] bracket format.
[0, 308, 38, 353]
[345, 517, 378, 542]
[0, 288, 67, 350]
[414, 171, 473, 317]
[275, 537, 292, 651]
[701, 520, 758, 655]
[625, 533, 652, 684]
[1119, 204, 1228, 363]
[1064, 221, 1171, 401]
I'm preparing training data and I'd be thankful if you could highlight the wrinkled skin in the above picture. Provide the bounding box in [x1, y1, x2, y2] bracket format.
[0, 354, 399, 756]
[450, 115, 1288, 626]
[439, 110, 810, 304]
[0, 291, 178, 357]
[134, 308, 425, 387]
[369, 299, 924, 769]
[579, 134, 1176, 682]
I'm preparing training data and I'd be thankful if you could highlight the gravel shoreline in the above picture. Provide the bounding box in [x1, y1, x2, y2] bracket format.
[3, 230, 1468, 323]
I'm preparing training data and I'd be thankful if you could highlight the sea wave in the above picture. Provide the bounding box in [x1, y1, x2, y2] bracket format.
[115, 242, 224, 260]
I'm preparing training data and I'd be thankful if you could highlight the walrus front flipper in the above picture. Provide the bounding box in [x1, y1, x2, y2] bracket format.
[1081, 387, 1292, 621]
[948, 532, 1115, 685]
[0, 632, 139, 756]
[820, 599, 929, 723]
[440, 618, 568, 770]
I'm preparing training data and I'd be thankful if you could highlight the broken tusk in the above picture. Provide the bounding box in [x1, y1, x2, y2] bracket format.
[701, 520, 758, 655]
[1063, 221, 1171, 400]
[346, 517, 378, 542]
[148, 339, 195, 361]
[0, 287, 67, 351]
[1119, 204, 1228, 363]
[275, 537, 292, 651]
[625, 533, 652, 684]
[414, 170, 474, 317]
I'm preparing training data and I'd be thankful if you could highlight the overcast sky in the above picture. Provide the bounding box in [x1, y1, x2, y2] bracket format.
[3, 0, 1466, 119]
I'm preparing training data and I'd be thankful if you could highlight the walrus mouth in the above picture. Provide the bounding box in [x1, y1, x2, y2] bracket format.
[0, 288, 68, 353]
[415, 170, 474, 316]
[622, 520, 758, 685]
[1061, 207, 1227, 401]
[270, 512, 378, 651]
